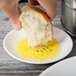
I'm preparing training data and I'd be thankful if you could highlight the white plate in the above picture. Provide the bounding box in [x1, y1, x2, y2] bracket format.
[39, 56, 76, 76]
[3, 27, 73, 64]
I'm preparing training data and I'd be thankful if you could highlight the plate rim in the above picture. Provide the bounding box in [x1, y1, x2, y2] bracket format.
[3, 27, 73, 64]
[39, 56, 76, 76]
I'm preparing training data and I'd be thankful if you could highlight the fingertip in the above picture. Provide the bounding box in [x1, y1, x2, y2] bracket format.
[45, 10, 56, 21]
[15, 25, 22, 30]
[12, 23, 22, 31]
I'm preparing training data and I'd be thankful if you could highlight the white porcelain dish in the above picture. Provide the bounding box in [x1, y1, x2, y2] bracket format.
[3, 27, 73, 64]
[39, 56, 76, 76]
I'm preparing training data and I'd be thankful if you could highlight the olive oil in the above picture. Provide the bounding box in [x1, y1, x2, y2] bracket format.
[15, 38, 61, 61]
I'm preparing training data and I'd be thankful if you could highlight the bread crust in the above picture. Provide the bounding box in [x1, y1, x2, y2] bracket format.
[21, 6, 53, 48]
[22, 6, 51, 22]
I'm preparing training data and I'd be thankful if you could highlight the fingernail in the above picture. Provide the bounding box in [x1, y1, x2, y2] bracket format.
[12, 23, 22, 30]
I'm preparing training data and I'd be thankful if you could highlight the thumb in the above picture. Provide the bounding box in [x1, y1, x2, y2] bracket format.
[1, 0, 22, 30]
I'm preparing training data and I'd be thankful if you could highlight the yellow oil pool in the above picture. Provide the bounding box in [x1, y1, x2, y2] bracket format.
[15, 38, 61, 61]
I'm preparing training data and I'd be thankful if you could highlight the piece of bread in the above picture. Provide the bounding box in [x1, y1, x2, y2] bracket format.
[20, 6, 53, 48]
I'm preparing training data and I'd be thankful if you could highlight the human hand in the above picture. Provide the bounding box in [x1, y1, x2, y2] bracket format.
[0, 0, 22, 30]
[0, 0, 57, 30]
[28, 0, 57, 21]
